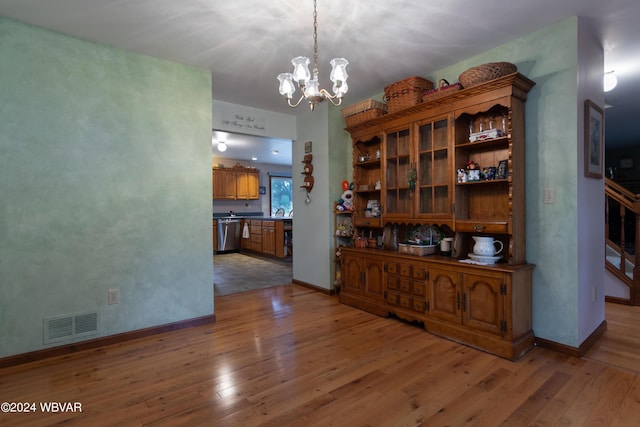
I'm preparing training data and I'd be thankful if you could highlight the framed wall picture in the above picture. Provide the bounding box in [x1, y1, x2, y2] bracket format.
[620, 157, 634, 169]
[497, 159, 508, 180]
[259, 186, 266, 195]
[584, 99, 604, 179]
[304, 141, 312, 153]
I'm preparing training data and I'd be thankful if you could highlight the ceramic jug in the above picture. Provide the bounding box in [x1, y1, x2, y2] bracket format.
[472, 236, 503, 256]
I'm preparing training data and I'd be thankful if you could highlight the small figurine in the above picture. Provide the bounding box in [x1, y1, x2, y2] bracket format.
[457, 169, 467, 183]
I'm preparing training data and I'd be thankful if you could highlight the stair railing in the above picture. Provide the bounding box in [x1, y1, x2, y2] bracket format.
[604, 177, 640, 305]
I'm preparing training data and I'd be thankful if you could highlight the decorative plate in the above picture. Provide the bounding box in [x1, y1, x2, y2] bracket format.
[468, 253, 502, 264]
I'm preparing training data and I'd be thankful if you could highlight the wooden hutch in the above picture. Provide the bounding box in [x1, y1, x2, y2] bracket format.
[339, 73, 535, 360]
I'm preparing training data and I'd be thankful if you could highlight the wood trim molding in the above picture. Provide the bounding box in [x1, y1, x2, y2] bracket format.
[605, 295, 631, 305]
[292, 278, 335, 295]
[534, 320, 607, 358]
[0, 314, 215, 370]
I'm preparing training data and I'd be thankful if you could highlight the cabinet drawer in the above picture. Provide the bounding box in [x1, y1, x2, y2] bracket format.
[250, 220, 262, 226]
[455, 220, 508, 234]
[387, 263, 398, 275]
[387, 291, 399, 306]
[399, 295, 411, 309]
[250, 242, 262, 251]
[387, 276, 398, 290]
[250, 225, 262, 234]
[399, 264, 411, 277]
[262, 221, 275, 227]
[412, 267, 426, 280]
[251, 235, 262, 243]
[412, 282, 426, 297]
[399, 279, 411, 293]
[413, 299, 426, 313]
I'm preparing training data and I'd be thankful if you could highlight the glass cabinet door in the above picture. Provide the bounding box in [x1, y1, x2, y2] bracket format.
[417, 118, 450, 217]
[385, 128, 411, 217]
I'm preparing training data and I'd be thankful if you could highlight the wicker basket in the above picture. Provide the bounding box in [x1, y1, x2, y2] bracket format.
[458, 62, 517, 88]
[384, 76, 434, 113]
[422, 79, 462, 102]
[342, 99, 387, 127]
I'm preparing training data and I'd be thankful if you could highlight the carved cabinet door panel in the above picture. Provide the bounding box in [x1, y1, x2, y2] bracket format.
[363, 257, 385, 302]
[462, 272, 504, 337]
[428, 268, 460, 323]
[341, 254, 364, 295]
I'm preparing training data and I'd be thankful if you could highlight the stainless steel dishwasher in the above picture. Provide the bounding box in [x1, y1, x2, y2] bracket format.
[217, 218, 241, 252]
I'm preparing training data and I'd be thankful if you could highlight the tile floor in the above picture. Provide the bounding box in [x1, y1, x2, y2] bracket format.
[213, 251, 292, 296]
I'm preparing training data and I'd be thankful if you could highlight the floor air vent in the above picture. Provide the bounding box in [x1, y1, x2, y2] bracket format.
[44, 311, 99, 344]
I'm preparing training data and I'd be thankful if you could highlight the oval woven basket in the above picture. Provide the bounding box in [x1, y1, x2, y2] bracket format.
[458, 62, 517, 88]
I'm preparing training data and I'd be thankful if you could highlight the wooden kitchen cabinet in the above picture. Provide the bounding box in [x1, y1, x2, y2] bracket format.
[339, 248, 533, 360]
[338, 69, 535, 361]
[212, 167, 259, 200]
[425, 263, 534, 360]
[212, 169, 236, 200]
[236, 170, 260, 199]
[340, 251, 387, 316]
[261, 220, 276, 256]
[242, 219, 290, 258]
[427, 267, 461, 324]
[249, 219, 262, 252]
[386, 261, 428, 317]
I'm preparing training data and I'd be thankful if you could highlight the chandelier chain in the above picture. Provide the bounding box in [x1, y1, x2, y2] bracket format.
[312, 0, 318, 75]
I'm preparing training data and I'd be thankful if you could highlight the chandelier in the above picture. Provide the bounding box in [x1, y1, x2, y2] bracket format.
[277, 0, 349, 111]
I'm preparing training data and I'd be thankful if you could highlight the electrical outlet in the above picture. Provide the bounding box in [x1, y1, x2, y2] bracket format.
[543, 187, 555, 204]
[108, 288, 119, 305]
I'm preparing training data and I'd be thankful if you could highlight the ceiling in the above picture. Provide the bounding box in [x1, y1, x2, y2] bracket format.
[2, 0, 639, 162]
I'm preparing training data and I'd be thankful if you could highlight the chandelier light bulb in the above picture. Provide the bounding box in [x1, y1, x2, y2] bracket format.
[291, 57, 311, 85]
[604, 71, 617, 92]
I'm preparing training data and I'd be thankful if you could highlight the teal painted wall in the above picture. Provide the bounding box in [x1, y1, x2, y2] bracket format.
[293, 105, 333, 289]
[331, 18, 591, 346]
[0, 19, 214, 358]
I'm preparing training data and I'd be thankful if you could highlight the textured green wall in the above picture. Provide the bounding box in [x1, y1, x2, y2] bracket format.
[0, 19, 213, 358]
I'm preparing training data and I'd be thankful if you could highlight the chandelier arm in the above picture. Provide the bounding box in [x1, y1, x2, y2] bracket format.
[319, 89, 343, 106]
[287, 95, 307, 108]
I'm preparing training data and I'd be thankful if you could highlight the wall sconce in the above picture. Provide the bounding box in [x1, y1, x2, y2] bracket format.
[604, 71, 617, 92]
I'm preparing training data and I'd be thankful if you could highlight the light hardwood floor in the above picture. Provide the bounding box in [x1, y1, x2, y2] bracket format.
[585, 302, 640, 374]
[1, 286, 640, 426]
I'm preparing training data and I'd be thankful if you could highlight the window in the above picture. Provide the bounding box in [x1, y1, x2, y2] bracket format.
[270, 175, 292, 216]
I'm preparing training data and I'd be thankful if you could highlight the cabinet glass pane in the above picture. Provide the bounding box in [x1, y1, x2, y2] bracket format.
[397, 188, 411, 213]
[434, 150, 448, 185]
[386, 161, 397, 188]
[419, 185, 450, 214]
[433, 119, 448, 149]
[419, 188, 432, 214]
[387, 132, 397, 157]
[419, 152, 432, 186]
[398, 155, 410, 187]
[419, 123, 432, 151]
[434, 185, 449, 213]
[417, 118, 449, 215]
[398, 129, 410, 156]
[385, 127, 411, 216]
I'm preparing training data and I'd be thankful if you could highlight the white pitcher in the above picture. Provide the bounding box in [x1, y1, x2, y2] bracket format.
[472, 236, 503, 256]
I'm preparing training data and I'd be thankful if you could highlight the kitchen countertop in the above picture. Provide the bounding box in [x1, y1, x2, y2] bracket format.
[213, 215, 292, 221]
